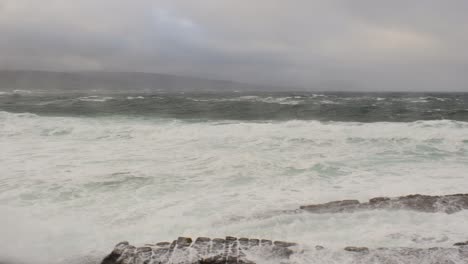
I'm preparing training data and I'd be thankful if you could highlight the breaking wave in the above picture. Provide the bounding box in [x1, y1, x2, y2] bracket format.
[1, 111, 468, 263]
[1, 92, 468, 263]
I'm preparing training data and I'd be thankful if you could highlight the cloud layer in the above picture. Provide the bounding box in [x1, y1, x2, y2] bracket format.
[1, 0, 468, 91]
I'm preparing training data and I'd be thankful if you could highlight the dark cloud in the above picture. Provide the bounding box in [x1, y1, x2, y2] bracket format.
[1, 0, 467, 91]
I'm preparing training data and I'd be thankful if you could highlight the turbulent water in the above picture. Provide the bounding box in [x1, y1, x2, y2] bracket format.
[1, 91, 468, 264]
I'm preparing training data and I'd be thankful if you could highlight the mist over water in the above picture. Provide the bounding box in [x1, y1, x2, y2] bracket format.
[1, 92, 468, 263]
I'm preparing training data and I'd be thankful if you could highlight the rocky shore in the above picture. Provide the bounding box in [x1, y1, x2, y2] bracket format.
[101, 237, 468, 264]
[300, 193, 468, 214]
[101, 236, 298, 264]
[101, 194, 468, 263]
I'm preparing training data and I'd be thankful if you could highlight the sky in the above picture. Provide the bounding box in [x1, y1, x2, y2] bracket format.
[1, 0, 468, 91]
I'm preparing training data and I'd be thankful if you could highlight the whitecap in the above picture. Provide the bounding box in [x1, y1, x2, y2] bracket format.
[77, 96, 113, 102]
[13, 89, 33, 94]
[126, 96, 145, 100]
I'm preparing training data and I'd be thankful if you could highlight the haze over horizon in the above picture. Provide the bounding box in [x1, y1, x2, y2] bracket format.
[1, 1, 468, 91]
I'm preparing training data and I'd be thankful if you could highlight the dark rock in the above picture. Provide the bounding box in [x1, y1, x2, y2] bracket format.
[212, 238, 225, 252]
[136, 247, 152, 252]
[315, 245, 325, 250]
[210, 238, 226, 263]
[237, 259, 256, 264]
[101, 237, 297, 264]
[169, 240, 177, 251]
[101, 237, 468, 264]
[300, 200, 360, 213]
[176, 237, 193, 247]
[238, 238, 249, 246]
[135, 247, 152, 264]
[301, 193, 468, 214]
[249, 239, 260, 247]
[344, 246, 370, 253]
[195, 237, 211, 243]
[454, 241, 468, 246]
[118, 245, 136, 264]
[100, 252, 121, 264]
[193, 237, 211, 255]
[271, 246, 294, 258]
[369, 197, 390, 203]
[155, 242, 171, 247]
[226, 236, 237, 242]
[225, 236, 238, 263]
[274, 241, 297, 247]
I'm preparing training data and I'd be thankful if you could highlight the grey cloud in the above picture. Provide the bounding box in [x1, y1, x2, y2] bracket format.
[1, 0, 468, 91]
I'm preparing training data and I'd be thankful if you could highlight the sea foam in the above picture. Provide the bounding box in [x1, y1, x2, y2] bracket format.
[1, 112, 468, 263]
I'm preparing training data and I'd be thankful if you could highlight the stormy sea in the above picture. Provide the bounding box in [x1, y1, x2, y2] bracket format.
[1, 90, 468, 264]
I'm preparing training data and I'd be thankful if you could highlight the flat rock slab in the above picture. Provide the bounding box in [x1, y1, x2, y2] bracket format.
[300, 193, 468, 214]
[101, 238, 468, 264]
[101, 236, 297, 264]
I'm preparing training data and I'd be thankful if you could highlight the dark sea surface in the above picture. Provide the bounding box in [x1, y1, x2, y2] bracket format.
[1, 91, 468, 122]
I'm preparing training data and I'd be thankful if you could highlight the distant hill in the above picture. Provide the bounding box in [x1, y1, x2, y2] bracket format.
[0, 70, 280, 93]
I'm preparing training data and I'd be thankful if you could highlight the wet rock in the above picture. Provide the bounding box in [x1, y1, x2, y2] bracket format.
[249, 239, 260, 247]
[344, 246, 370, 253]
[454, 241, 468, 246]
[271, 246, 294, 258]
[369, 197, 391, 204]
[274, 241, 297, 248]
[101, 237, 297, 264]
[134, 247, 152, 264]
[261, 239, 273, 246]
[237, 259, 256, 264]
[209, 238, 226, 264]
[177, 237, 193, 248]
[101, 237, 468, 264]
[225, 236, 239, 263]
[136, 247, 152, 252]
[300, 200, 360, 213]
[101, 242, 129, 264]
[226, 236, 237, 242]
[238, 238, 249, 248]
[193, 237, 211, 256]
[301, 193, 468, 214]
[155, 242, 171, 247]
[119, 245, 136, 264]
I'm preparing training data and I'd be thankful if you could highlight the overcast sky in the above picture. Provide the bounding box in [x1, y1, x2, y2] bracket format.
[1, 0, 468, 91]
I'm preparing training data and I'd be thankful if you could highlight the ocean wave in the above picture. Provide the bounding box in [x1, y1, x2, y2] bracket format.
[0, 90, 35, 96]
[126, 96, 145, 100]
[188, 95, 304, 105]
[2, 93, 468, 121]
[1, 112, 468, 263]
[77, 96, 114, 102]
[13, 89, 33, 94]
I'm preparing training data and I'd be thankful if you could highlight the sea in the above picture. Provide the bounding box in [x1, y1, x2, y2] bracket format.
[1, 90, 468, 263]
